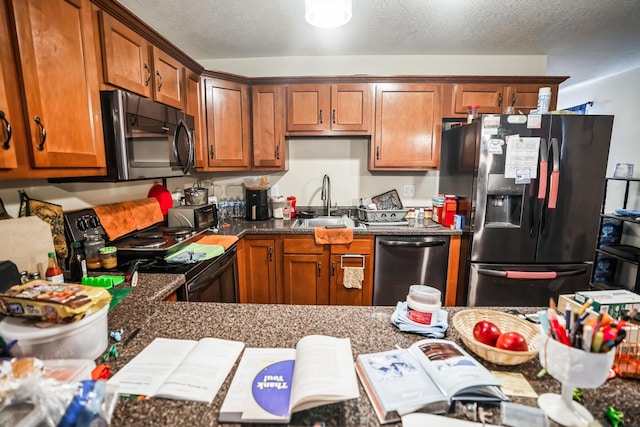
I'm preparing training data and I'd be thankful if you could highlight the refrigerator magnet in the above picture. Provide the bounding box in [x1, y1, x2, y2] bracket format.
[488, 139, 504, 154]
[515, 169, 532, 184]
[527, 114, 542, 128]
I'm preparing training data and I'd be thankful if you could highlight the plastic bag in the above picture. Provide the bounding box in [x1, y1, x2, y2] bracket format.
[0, 357, 118, 426]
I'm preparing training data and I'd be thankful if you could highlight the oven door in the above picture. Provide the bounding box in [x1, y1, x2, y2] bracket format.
[179, 246, 238, 302]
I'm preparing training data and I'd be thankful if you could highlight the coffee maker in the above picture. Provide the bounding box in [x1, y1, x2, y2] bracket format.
[245, 188, 271, 221]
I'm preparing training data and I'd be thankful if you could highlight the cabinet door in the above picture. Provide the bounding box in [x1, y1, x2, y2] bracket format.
[151, 46, 184, 110]
[330, 83, 372, 132]
[185, 70, 205, 168]
[329, 254, 373, 305]
[283, 254, 329, 305]
[98, 11, 152, 98]
[372, 83, 442, 170]
[11, 0, 105, 168]
[0, 0, 19, 170]
[507, 84, 559, 113]
[240, 239, 277, 303]
[202, 79, 251, 170]
[252, 85, 285, 170]
[452, 83, 506, 114]
[286, 84, 330, 131]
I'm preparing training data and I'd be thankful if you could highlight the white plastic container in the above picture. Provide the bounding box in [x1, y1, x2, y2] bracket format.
[536, 87, 551, 114]
[406, 285, 442, 325]
[0, 304, 108, 360]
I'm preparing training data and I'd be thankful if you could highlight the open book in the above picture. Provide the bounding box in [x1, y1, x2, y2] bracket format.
[108, 337, 244, 403]
[219, 335, 360, 424]
[356, 339, 507, 424]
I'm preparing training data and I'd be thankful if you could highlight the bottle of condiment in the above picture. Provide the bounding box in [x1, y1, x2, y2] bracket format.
[69, 241, 87, 282]
[85, 234, 105, 269]
[45, 252, 64, 283]
[467, 105, 479, 124]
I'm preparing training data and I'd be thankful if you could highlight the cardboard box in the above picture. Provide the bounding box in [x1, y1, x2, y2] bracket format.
[574, 289, 640, 318]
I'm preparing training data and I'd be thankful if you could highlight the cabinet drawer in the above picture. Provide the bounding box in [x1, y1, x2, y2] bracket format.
[283, 237, 323, 254]
[330, 238, 373, 255]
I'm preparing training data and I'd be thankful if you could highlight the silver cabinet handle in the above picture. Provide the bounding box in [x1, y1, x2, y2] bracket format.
[156, 71, 163, 92]
[0, 111, 11, 150]
[143, 63, 151, 86]
[34, 116, 46, 151]
[332, 109, 336, 124]
[319, 109, 323, 124]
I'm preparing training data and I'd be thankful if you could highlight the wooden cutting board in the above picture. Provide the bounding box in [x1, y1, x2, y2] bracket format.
[0, 217, 55, 277]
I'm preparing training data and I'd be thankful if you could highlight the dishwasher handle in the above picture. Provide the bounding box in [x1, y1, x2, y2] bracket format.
[377, 239, 447, 248]
[478, 268, 586, 280]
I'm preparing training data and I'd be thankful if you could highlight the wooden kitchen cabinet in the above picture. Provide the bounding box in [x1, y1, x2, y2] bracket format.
[3, 0, 106, 174]
[98, 12, 184, 110]
[329, 237, 374, 306]
[282, 237, 329, 305]
[447, 82, 560, 117]
[286, 83, 372, 134]
[199, 78, 251, 171]
[251, 85, 286, 170]
[0, 0, 19, 170]
[372, 83, 442, 170]
[185, 70, 205, 168]
[237, 237, 278, 303]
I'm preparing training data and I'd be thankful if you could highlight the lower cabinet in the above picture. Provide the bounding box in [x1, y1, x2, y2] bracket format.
[238, 234, 374, 305]
[237, 237, 278, 303]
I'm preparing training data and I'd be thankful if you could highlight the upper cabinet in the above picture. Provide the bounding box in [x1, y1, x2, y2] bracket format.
[1, 0, 106, 177]
[447, 82, 560, 117]
[199, 78, 251, 171]
[286, 84, 373, 134]
[185, 70, 205, 168]
[252, 85, 286, 171]
[98, 11, 184, 110]
[372, 83, 442, 170]
[0, 0, 19, 170]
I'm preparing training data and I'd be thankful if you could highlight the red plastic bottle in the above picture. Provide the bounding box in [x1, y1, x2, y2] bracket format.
[443, 195, 457, 227]
[286, 196, 297, 218]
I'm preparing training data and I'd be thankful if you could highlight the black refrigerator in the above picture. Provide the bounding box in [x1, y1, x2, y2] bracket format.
[440, 114, 614, 306]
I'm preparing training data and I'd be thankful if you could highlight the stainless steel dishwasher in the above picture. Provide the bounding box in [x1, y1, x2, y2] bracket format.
[373, 235, 450, 305]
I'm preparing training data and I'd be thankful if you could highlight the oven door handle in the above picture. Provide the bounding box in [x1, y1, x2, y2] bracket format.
[186, 248, 237, 293]
[377, 239, 447, 248]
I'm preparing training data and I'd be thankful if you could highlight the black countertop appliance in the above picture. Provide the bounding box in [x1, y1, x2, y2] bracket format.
[245, 188, 271, 221]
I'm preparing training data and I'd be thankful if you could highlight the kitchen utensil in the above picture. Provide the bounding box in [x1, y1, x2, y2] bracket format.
[452, 309, 542, 366]
[184, 183, 209, 206]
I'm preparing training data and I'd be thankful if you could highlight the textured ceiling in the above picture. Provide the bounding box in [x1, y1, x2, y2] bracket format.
[117, 0, 640, 86]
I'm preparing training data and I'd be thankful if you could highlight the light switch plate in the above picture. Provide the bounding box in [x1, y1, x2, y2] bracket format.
[271, 184, 280, 197]
[403, 184, 415, 197]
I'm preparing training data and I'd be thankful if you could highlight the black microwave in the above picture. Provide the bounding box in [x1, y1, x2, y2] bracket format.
[52, 90, 195, 182]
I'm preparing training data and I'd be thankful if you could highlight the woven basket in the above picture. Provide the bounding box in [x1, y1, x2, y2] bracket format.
[453, 309, 542, 366]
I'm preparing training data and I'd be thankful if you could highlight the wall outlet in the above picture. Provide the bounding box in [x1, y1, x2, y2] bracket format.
[403, 184, 415, 197]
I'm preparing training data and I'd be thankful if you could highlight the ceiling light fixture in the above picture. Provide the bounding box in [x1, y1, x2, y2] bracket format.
[305, 0, 352, 28]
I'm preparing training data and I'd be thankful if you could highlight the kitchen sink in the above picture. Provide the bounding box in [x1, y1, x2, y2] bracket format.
[291, 216, 366, 229]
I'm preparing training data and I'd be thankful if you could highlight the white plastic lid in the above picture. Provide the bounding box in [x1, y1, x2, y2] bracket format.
[0, 304, 107, 343]
[408, 285, 441, 305]
[538, 87, 551, 95]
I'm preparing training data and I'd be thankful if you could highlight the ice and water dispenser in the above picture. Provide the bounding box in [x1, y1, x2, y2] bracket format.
[484, 174, 524, 227]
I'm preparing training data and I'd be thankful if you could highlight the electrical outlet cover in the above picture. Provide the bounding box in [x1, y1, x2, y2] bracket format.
[403, 184, 415, 197]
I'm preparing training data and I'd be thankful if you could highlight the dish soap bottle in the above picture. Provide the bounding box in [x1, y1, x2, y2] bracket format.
[45, 252, 64, 283]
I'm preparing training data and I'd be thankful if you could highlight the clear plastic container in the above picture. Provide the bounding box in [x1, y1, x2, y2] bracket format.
[99, 246, 118, 270]
[406, 285, 442, 325]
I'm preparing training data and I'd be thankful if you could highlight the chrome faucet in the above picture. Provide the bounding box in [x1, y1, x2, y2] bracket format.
[321, 174, 331, 216]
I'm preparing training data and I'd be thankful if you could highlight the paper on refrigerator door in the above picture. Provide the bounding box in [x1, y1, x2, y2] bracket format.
[504, 136, 540, 179]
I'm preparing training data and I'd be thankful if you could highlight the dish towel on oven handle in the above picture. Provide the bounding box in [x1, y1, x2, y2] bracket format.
[390, 302, 448, 338]
[165, 243, 225, 264]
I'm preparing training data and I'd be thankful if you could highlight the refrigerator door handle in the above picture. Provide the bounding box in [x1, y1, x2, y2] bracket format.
[537, 138, 549, 200]
[548, 137, 560, 209]
[478, 268, 586, 279]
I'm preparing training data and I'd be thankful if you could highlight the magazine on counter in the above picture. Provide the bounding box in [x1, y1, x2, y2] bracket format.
[356, 339, 507, 424]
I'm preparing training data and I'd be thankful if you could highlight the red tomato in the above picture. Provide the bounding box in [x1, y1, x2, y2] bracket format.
[473, 320, 502, 347]
[496, 331, 528, 352]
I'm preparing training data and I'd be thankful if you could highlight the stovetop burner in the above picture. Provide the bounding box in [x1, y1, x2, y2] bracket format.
[135, 230, 164, 239]
[159, 226, 192, 236]
[129, 237, 167, 248]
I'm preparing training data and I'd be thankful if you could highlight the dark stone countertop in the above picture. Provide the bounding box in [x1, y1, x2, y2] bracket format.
[103, 275, 640, 427]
